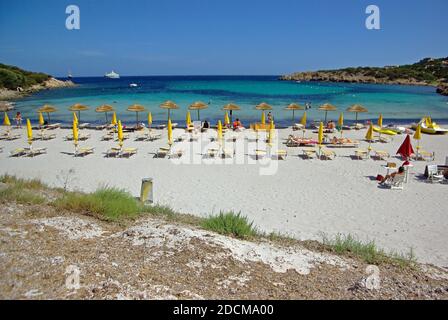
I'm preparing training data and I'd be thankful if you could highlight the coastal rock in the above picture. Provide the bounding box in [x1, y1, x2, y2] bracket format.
[436, 83, 448, 96]
[0, 78, 75, 100]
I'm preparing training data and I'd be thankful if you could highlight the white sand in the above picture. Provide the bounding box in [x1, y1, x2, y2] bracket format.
[1, 125, 447, 266]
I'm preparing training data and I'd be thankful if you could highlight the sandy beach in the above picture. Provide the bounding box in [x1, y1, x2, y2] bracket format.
[1, 125, 447, 267]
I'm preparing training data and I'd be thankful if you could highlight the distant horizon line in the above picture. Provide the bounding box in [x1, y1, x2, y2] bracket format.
[58, 74, 281, 78]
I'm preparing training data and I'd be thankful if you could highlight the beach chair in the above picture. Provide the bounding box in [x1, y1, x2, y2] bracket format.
[37, 132, 57, 141]
[414, 150, 435, 162]
[27, 147, 47, 157]
[254, 149, 267, 160]
[74, 147, 95, 157]
[135, 132, 150, 141]
[156, 146, 171, 158]
[115, 133, 129, 141]
[273, 149, 288, 160]
[302, 148, 317, 159]
[44, 123, 61, 130]
[105, 147, 120, 158]
[374, 150, 390, 161]
[221, 148, 234, 159]
[168, 148, 184, 159]
[387, 174, 405, 190]
[379, 136, 391, 143]
[354, 149, 369, 160]
[319, 148, 336, 160]
[426, 165, 443, 183]
[101, 132, 114, 141]
[207, 148, 219, 158]
[94, 124, 108, 130]
[65, 133, 90, 141]
[0, 132, 21, 141]
[78, 123, 90, 129]
[147, 132, 162, 141]
[9, 148, 28, 157]
[120, 147, 138, 158]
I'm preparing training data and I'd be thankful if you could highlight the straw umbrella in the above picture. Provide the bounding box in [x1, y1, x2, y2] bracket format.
[96, 105, 114, 123]
[37, 105, 58, 124]
[337, 112, 344, 137]
[186, 111, 192, 127]
[167, 118, 173, 146]
[318, 122, 324, 158]
[160, 101, 179, 121]
[365, 123, 374, 154]
[188, 101, 208, 121]
[285, 103, 304, 123]
[346, 104, 368, 123]
[255, 102, 273, 125]
[26, 119, 33, 148]
[318, 103, 337, 122]
[223, 103, 241, 124]
[413, 123, 422, 158]
[72, 119, 79, 154]
[69, 104, 89, 123]
[127, 104, 147, 126]
[147, 112, 153, 131]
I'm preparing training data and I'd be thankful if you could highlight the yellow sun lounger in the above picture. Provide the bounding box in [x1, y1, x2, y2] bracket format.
[221, 148, 234, 158]
[354, 149, 369, 160]
[207, 148, 219, 158]
[273, 149, 288, 160]
[105, 147, 138, 158]
[255, 149, 267, 160]
[65, 133, 90, 141]
[10, 147, 47, 157]
[413, 150, 435, 161]
[156, 146, 171, 158]
[74, 147, 95, 157]
[168, 148, 184, 159]
[302, 148, 317, 159]
[37, 132, 57, 140]
[374, 150, 390, 160]
[0, 132, 21, 140]
[319, 148, 336, 160]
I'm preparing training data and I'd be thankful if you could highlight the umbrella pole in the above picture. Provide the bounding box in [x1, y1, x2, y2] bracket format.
[325, 111, 328, 123]
[78, 111, 81, 123]
[105, 112, 108, 124]
[356, 112, 359, 123]
[197, 110, 200, 121]
[136, 112, 138, 126]
[168, 110, 171, 122]
[47, 113, 51, 125]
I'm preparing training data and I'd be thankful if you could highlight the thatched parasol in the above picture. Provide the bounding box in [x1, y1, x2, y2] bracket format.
[223, 103, 241, 124]
[318, 103, 337, 122]
[346, 104, 368, 122]
[255, 102, 273, 111]
[96, 105, 115, 123]
[188, 101, 208, 120]
[285, 103, 304, 122]
[127, 104, 147, 125]
[0, 101, 14, 112]
[69, 104, 90, 123]
[37, 105, 58, 124]
[160, 100, 179, 120]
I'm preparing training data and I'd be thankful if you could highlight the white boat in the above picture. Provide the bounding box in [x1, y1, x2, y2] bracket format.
[129, 83, 138, 87]
[105, 71, 120, 79]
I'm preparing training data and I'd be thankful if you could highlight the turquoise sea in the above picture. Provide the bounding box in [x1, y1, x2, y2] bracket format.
[10, 76, 448, 126]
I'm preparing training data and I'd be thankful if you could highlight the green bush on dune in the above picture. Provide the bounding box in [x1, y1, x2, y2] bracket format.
[54, 187, 144, 220]
[201, 211, 258, 239]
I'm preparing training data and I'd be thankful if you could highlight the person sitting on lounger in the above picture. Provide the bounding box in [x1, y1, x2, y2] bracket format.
[202, 120, 210, 132]
[380, 166, 405, 184]
[233, 118, 244, 130]
[326, 120, 335, 130]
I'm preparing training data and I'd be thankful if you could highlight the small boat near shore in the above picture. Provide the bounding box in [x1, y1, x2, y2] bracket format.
[412, 117, 448, 135]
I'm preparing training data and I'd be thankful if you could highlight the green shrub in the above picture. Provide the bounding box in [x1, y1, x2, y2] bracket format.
[201, 211, 258, 239]
[53, 187, 145, 220]
[0, 186, 45, 205]
[322, 233, 416, 267]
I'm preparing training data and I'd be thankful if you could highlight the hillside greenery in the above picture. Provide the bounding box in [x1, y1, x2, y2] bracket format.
[0, 63, 51, 90]
[321, 57, 448, 84]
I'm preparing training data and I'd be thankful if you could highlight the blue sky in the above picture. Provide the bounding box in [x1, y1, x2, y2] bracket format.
[0, 0, 447, 76]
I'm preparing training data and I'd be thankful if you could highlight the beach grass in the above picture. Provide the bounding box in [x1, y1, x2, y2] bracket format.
[201, 211, 258, 239]
[53, 187, 145, 221]
[322, 233, 416, 267]
[0, 174, 47, 190]
[0, 185, 46, 205]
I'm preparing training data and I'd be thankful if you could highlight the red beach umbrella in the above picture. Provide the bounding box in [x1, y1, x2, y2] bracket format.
[396, 135, 415, 160]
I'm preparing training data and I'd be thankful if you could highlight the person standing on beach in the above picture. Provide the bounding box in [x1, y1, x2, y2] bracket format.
[15, 112, 22, 128]
[267, 112, 273, 123]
